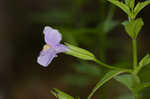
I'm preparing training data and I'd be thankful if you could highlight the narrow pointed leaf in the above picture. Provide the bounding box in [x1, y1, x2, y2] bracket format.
[51, 88, 74, 99]
[88, 70, 126, 99]
[108, 0, 131, 15]
[139, 54, 150, 68]
[134, 0, 150, 18]
[125, 0, 135, 9]
[65, 43, 95, 60]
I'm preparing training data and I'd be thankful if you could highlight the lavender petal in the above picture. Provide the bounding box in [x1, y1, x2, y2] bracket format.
[43, 26, 62, 47]
[37, 48, 56, 67]
[55, 44, 69, 53]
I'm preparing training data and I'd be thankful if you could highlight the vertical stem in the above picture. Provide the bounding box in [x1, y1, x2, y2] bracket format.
[98, 0, 106, 62]
[132, 39, 140, 99]
[99, 0, 105, 22]
[135, 93, 139, 99]
[132, 39, 137, 69]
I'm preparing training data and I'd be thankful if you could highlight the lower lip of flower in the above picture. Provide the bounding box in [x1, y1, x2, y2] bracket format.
[42, 44, 51, 51]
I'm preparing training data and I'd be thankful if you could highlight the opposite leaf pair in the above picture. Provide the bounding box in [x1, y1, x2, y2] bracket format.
[108, 0, 150, 19]
[122, 18, 144, 39]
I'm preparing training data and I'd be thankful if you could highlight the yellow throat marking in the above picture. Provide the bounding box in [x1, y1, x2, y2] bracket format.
[42, 44, 51, 51]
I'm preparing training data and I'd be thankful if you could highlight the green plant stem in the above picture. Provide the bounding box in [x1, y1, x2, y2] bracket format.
[135, 93, 139, 99]
[132, 38, 140, 98]
[132, 39, 138, 69]
[94, 58, 132, 73]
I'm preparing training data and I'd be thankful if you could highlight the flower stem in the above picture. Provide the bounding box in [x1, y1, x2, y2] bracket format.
[94, 58, 132, 73]
[132, 39, 138, 70]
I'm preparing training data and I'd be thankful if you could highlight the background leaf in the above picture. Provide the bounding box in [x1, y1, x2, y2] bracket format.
[117, 94, 134, 99]
[51, 88, 74, 99]
[63, 74, 92, 87]
[73, 63, 101, 77]
[103, 19, 118, 33]
[63, 62, 102, 88]
[136, 82, 150, 92]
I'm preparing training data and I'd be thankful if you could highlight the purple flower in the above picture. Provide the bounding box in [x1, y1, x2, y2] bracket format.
[37, 26, 69, 67]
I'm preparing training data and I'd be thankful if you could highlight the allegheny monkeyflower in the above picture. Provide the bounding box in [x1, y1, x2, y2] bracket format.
[37, 26, 69, 67]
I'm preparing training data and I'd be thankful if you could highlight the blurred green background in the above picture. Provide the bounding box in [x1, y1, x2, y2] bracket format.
[0, 0, 150, 99]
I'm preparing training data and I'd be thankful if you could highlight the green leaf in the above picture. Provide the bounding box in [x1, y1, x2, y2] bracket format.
[115, 74, 133, 91]
[125, 0, 135, 10]
[136, 82, 150, 92]
[76, 97, 80, 99]
[136, 54, 150, 73]
[31, 11, 73, 24]
[117, 94, 134, 99]
[103, 5, 119, 33]
[87, 70, 126, 99]
[114, 74, 137, 92]
[51, 88, 74, 99]
[75, 0, 86, 6]
[114, 74, 142, 96]
[122, 20, 129, 26]
[122, 18, 144, 39]
[133, 0, 150, 18]
[63, 74, 91, 87]
[139, 54, 150, 68]
[104, 19, 119, 33]
[65, 43, 95, 60]
[108, 0, 131, 15]
[73, 63, 101, 77]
